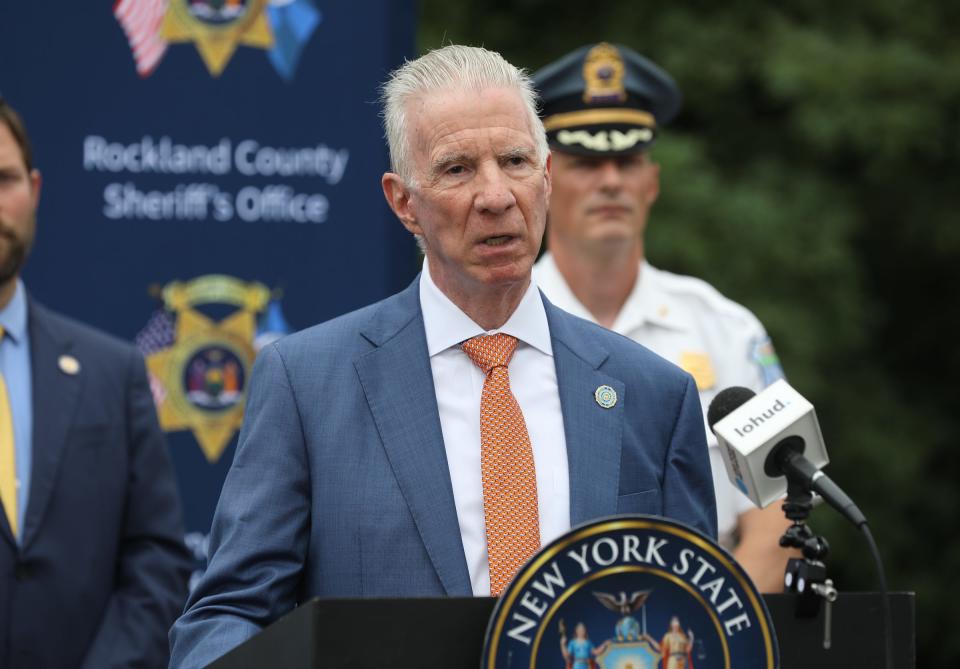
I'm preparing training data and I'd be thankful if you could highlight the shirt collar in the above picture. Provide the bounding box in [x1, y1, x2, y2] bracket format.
[533, 253, 595, 322]
[0, 280, 28, 345]
[419, 257, 553, 357]
[537, 253, 686, 334]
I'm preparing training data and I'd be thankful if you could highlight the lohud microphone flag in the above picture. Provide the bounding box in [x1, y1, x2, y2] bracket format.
[708, 379, 829, 509]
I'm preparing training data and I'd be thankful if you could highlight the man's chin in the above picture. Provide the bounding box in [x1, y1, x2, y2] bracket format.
[581, 234, 632, 252]
[0, 248, 26, 286]
[590, 220, 638, 237]
[474, 264, 533, 292]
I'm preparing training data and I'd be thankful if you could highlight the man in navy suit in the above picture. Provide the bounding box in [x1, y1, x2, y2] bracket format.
[169, 45, 716, 668]
[0, 99, 191, 668]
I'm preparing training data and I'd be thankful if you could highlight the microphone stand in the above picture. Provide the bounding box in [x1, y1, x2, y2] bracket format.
[779, 477, 837, 619]
[777, 460, 893, 667]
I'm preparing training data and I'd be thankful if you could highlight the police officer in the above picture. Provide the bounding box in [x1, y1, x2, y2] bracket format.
[532, 43, 793, 592]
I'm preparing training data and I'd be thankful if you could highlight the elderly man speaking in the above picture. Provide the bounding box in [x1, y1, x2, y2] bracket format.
[169, 45, 715, 668]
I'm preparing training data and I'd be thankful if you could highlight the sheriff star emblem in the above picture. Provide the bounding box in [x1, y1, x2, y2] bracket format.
[161, 0, 274, 77]
[143, 275, 275, 462]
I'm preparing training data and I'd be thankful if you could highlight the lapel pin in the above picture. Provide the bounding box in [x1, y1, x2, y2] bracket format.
[58, 355, 81, 375]
[594, 384, 617, 409]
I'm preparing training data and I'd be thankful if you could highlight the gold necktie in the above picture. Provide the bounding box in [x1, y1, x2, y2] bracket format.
[0, 326, 17, 538]
[461, 333, 540, 596]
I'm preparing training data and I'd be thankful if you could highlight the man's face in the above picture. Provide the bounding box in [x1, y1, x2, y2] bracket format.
[383, 87, 551, 302]
[0, 122, 40, 286]
[547, 150, 659, 252]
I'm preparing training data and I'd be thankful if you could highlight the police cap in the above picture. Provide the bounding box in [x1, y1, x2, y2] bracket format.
[533, 42, 681, 156]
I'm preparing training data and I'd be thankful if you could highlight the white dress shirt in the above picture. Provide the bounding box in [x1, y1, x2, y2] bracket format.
[419, 259, 570, 596]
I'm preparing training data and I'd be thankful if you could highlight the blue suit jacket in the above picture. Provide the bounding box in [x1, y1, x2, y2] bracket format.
[169, 278, 716, 668]
[0, 300, 191, 669]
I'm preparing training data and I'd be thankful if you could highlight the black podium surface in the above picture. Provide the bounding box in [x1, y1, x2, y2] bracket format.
[764, 592, 915, 668]
[210, 593, 915, 668]
[210, 597, 496, 668]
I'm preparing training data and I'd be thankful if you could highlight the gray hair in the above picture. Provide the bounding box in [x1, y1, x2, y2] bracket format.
[380, 45, 548, 184]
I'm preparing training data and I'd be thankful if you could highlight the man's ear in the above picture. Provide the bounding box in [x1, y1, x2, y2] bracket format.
[543, 151, 552, 201]
[381, 172, 422, 236]
[646, 162, 661, 206]
[30, 169, 42, 208]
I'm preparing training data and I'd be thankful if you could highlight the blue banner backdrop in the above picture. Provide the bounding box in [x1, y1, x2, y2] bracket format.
[1, 0, 417, 582]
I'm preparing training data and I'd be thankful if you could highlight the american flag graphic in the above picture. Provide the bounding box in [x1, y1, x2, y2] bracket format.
[135, 308, 175, 407]
[135, 308, 175, 355]
[113, 0, 169, 77]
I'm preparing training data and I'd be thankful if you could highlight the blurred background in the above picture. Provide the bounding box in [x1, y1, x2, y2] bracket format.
[418, 1, 960, 664]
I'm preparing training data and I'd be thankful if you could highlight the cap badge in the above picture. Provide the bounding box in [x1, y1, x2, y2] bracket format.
[582, 42, 627, 104]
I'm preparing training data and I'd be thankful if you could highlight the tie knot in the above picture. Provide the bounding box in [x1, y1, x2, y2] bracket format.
[461, 333, 518, 373]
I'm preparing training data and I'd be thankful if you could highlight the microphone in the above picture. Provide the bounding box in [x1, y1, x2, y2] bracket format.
[707, 380, 866, 528]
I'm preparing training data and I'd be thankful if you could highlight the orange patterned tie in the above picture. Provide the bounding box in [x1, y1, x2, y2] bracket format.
[461, 333, 540, 596]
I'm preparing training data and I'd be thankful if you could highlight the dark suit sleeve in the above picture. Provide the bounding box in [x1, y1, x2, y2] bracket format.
[78, 349, 191, 669]
[169, 343, 312, 669]
[662, 375, 719, 539]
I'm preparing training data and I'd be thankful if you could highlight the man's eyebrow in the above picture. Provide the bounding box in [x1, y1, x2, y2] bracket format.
[430, 152, 472, 174]
[500, 145, 535, 160]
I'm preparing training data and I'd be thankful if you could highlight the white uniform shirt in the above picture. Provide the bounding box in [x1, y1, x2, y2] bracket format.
[534, 253, 784, 549]
[419, 259, 570, 595]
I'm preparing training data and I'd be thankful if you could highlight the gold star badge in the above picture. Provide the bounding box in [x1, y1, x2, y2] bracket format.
[161, 0, 274, 77]
[146, 275, 271, 462]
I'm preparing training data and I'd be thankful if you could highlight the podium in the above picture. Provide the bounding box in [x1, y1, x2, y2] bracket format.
[209, 593, 915, 668]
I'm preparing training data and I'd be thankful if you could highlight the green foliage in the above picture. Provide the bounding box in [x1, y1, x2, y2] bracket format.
[419, 2, 960, 664]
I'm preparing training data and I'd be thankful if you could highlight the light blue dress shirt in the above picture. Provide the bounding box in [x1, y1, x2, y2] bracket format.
[0, 280, 33, 543]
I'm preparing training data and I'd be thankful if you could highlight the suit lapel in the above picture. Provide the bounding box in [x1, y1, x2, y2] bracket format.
[353, 279, 472, 596]
[23, 301, 82, 550]
[544, 297, 625, 526]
